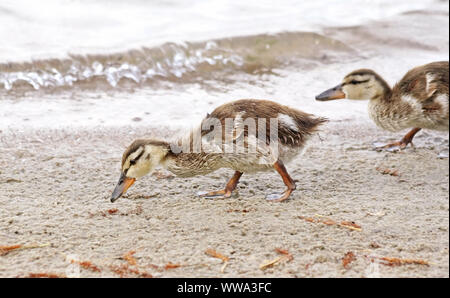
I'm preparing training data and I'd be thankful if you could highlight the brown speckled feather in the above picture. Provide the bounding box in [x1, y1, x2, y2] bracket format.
[395, 61, 449, 102]
[201, 99, 327, 147]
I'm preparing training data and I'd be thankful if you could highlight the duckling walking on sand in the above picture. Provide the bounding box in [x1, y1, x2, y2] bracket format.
[111, 99, 327, 203]
[316, 61, 449, 150]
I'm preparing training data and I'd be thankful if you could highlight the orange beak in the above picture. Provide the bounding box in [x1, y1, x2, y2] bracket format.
[315, 84, 346, 101]
[111, 173, 136, 202]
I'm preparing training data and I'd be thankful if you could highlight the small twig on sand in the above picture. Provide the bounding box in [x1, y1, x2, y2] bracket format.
[260, 248, 293, 270]
[70, 260, 102, 273]
[205, 249, 229, 273]
[0, 243, 50, 256]
[23, 273, 66, 278]
[164, 262, 182, 270]
[342, 252, 356, 269]
[205, 249, 229, 263]
[123, 250, 137, 266]
[298, 215, 362, 231]
[377, 256, 429, 266]
[375, 167, 400, 177]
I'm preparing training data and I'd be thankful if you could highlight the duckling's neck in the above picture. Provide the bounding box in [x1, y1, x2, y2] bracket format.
[370, 75, 393, 102]
[367, 81, 406, 132]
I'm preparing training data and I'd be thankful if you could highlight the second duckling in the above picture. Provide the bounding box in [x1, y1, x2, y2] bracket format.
[316, 61, 449, 150]
[111, 99, 327, 203]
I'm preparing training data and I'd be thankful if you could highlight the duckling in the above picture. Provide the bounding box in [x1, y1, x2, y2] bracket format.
[316, 61, 449, 150]
[111, 99, 327, 203]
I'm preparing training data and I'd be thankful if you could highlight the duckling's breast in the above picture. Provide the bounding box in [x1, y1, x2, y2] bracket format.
[368, 96, 427, 132]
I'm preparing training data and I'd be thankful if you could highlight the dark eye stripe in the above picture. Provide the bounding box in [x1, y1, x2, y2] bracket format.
[130, 150, 145, 165]
[349, 79, 369, 85]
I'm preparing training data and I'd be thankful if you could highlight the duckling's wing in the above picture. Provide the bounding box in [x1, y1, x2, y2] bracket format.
[393, 62, 449, 123]
[397, 61, 449, 103]
[201, 111, 252, 152]
[201, 100, 327, 150]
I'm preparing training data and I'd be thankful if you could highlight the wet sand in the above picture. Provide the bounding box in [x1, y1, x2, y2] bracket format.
[0, 122, 448, 277]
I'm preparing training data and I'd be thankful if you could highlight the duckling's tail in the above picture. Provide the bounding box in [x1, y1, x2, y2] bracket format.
[294, 113, 328, 135]
[277, 112, 328, 147]
[308, 115, 329, 132]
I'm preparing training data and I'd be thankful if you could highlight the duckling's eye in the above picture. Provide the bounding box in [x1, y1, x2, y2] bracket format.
[129, 149, 144, 166]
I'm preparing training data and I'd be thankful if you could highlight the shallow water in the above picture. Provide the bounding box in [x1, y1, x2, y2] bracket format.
[0, 32, 354, 92]
[0, 0, 446, 91]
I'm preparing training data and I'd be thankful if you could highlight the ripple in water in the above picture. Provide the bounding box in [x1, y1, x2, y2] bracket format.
[0, 32, 354, 93]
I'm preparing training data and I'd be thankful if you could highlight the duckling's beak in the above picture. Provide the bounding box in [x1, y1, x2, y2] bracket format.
[111, 173, 136, 203]
[315, 84, 346, 101]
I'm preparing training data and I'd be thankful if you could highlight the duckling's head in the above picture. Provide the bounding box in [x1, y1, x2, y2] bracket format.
[111, 139, 170, 202]
[316, 69, 391, 101]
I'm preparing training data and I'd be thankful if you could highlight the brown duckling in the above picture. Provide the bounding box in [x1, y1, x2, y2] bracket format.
[316, 61, 449, 150]
[111, 99, 327, 203]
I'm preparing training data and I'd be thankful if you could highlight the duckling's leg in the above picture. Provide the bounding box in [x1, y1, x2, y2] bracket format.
[380, 128, 422, 151]
[266, 160, 296, 202]
[197, 171, 243, 199]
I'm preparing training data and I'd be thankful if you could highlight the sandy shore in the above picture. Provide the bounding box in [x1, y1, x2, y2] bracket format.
[0, 121, 448, 278]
